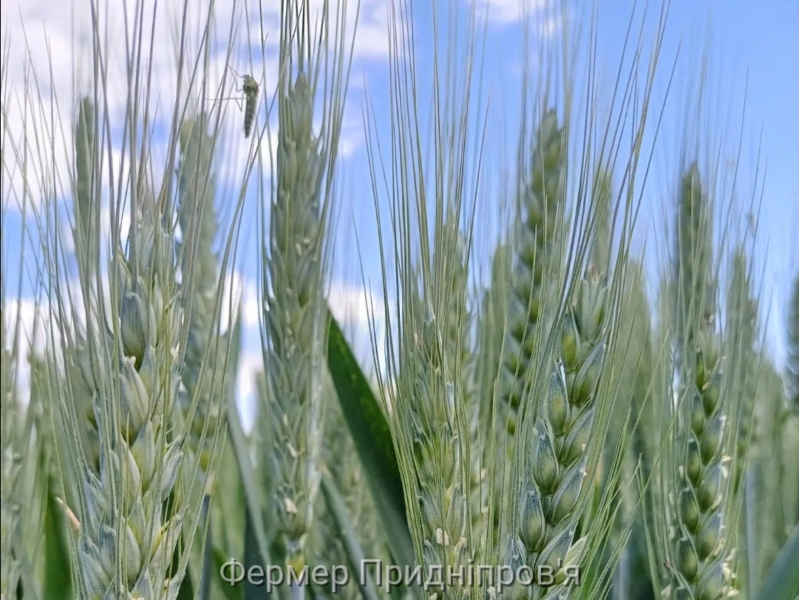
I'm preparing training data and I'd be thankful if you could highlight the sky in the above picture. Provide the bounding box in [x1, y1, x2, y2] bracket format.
[2, 0, 797, 426]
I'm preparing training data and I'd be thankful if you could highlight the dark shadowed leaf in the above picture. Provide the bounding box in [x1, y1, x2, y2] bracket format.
[752, 527, 799, 600]
[325, 307, 414, 571]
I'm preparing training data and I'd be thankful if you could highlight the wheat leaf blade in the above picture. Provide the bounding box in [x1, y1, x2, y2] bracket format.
[243, 505, 272, 600]
[752, 528, 799, 600]
[43, 485, 74, 600]
[325, 309, 413, 569]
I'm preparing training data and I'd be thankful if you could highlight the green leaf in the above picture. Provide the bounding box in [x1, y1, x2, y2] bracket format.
[198, 495, 214, 600]
[212, 544, 243, 600]
[325, 307, 414, 569]
[753, 527, 799, 600]
[175, 540, 196, 600]
[243, 503, 271, 599]
[43, 480, 73, 600]
[320, 473, 381, 600]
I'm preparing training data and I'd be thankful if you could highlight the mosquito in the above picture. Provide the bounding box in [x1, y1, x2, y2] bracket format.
[212, 67, 260, 138]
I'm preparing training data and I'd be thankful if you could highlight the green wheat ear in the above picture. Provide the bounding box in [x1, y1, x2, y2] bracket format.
[647, 164, 743, 600]
[499, 109, 566, 438]
[490, 109, 567, 549]
[264, 69, 327, 575]
[175, 113, 233, 480]
[501, 268, 608, 600]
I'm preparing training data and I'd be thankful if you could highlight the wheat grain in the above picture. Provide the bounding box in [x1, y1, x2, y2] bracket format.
[73, 97, 99, 287]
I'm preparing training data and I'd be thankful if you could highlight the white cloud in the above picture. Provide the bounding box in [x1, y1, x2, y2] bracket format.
[238, 274, 262, 329]
[471, 0, 554, 27]
[2, 297, 47, 406]
[1, 0, 394, 213]
[234, 348, 265, 433]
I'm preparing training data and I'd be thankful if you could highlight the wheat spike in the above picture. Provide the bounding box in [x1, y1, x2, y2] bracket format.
[437, 209, 491, 554]
[176, 114, 228, 475]
[491, 110, 568, 555]
[656, 165, 739, 600]
[499, 110, 567, 437]
[667, 332, 736, 600]
[64, 194, 190, 600]
[725, 247, 758, 493]
[501, 268, 607, 599]
[404, 305, 473, 598]
[264, 70, 327, 575]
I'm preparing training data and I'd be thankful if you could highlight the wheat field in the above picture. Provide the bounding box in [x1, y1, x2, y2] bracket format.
[1, 0, 798, 599]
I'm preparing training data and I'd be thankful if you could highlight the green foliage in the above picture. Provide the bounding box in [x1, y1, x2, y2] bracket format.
[751, 527, 799, 600]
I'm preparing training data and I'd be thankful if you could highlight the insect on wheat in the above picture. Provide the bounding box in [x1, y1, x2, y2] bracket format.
[240, 74, 259, 138]
[212, 67, 260, 138]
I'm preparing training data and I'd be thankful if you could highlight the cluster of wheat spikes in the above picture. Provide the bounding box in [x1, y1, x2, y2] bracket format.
[2, 0, 799, 600]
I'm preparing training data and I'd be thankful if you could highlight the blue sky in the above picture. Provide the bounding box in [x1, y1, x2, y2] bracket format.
[2, 0, 797, 413]
[326, 0, 799, 364]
